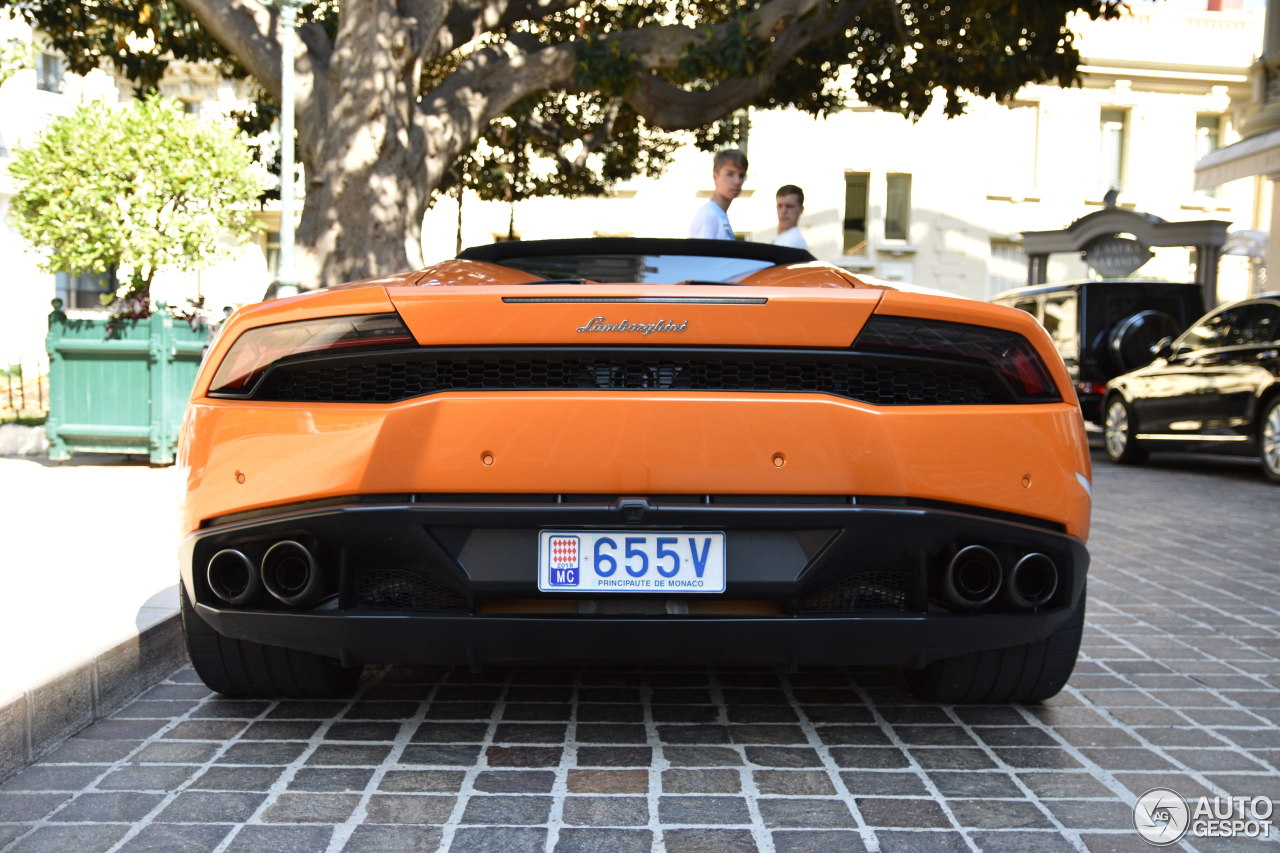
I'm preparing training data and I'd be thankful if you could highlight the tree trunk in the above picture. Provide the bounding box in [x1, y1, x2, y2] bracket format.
[295, 140, 432, 288]
[293, 6, 433, 289]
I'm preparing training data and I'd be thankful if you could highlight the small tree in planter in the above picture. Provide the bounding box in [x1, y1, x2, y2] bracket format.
[8, 93, 264, 319]
[7, 94, 265, 462]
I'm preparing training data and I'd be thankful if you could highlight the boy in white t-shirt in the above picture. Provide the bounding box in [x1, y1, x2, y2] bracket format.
[772, 184, 807, 249]
[689, 149, 748, 240]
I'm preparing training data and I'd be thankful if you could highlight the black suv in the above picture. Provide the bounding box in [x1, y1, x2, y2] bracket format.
[992, 280, 1204, 423]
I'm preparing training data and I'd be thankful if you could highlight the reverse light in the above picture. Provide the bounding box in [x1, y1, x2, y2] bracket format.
[854, 315, 1059, 400]
[209, 313, 414, 396]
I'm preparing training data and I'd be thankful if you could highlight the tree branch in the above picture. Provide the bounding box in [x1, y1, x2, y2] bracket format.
[610, 0, 846, 68]
[399, 0, 455, 64]
[170, 0, 279, 90]
[434, 0, 584, 58]
[171, 0, 331, 155]
[623, 0, 865, 128]
[423, 0, 868, 145]
[423, 35, 577, 145]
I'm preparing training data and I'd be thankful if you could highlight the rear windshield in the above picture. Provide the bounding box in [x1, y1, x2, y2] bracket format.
[1104, 292, 1198, 328]
[488, 253, 776, 284]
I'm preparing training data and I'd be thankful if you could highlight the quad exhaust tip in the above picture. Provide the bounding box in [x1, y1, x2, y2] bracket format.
[261, 540, 325, 608]
[942, 545, 1002, 610]
[206, 549, 260, 606]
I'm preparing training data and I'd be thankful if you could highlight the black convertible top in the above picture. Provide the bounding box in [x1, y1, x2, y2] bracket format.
[459, 237, 815, 267]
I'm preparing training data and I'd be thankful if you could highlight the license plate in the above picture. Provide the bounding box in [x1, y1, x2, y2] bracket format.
[538, 531, 726, 593]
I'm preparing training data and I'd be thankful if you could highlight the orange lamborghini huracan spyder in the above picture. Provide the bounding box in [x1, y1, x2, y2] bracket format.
[177, 238, 1091, 703]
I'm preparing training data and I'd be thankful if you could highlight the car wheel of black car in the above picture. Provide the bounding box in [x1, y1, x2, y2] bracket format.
[905, 590, 1085, 704]
[1260, 396, 1280, 484]
[1103, 396, 1146, 464]
[181, 590, 361, 698]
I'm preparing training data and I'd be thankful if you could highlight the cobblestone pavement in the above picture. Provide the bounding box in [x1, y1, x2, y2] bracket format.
[2, 447, 1278, 852]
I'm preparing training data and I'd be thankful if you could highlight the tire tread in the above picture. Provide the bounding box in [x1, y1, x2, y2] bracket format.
[181, 590, 359, 698]
[906, 592, 1085, 704]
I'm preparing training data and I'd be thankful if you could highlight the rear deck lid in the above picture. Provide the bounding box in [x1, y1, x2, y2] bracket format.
[388, 282, 882, 348]
[391, 240, 883, 348]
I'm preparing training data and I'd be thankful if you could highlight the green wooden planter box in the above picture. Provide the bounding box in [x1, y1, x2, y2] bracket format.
[45, 299, 212, 464]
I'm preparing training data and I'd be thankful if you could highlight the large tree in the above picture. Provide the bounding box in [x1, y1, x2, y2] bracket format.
[3, 0, 1127, 287]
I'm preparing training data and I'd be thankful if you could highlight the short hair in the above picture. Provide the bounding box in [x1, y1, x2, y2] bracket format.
[776, 184, 804, 205]
[712, 149, 748, 173]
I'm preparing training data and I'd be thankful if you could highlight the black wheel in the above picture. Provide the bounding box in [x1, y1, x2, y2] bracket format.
[1109, 310, 1179, 373]
[181, 588, 361, 698]
[905, 589, 1085, 704]
[1103, 395, 1146, 464]
[1260, 396, 1280, 484]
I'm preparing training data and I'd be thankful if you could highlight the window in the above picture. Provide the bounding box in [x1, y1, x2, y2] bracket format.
[884, 174, 912, 241]
[1224, 303, 1280, 347]
[1177, 308, 1235, 352]
[55, 271, 115, 310]
[265, 230, 281, 277]
[988, 240, 1027, 297]
[844, 171, 913, 252]
[1194, 114, 1223, 198]
[987, 102, 1039, 195]
[36, 52, 64, 93]
[1041, 295, 1079, 362]
[1012, 299, 1040, 319]
[842, 172, 869, 254]
[1098, 108, 1128, 195]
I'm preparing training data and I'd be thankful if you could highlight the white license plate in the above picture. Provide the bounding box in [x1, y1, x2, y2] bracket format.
[538, 531, 726, 593]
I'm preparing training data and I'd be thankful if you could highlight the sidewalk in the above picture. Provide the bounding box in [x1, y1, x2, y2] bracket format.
[0, 434, 187, 779]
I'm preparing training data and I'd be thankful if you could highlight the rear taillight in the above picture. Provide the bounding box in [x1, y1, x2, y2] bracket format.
[854, 315, 1059, 400]
[209, 313, 414, 396]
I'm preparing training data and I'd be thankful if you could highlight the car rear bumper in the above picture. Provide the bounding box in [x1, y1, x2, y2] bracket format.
[189, 607, 1083, 670]
[181, 497, 1089, 669]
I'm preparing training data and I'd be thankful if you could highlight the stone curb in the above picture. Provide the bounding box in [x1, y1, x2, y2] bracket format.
[0, 613, 188, 782]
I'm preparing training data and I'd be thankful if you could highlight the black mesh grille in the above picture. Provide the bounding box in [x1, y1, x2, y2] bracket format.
[243, 348, 1001, 406]
[799, 572, 910, 612]
[357, 569, 467, 611]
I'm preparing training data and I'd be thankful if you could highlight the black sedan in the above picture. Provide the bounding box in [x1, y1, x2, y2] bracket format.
[1102, 292, 1280, 483]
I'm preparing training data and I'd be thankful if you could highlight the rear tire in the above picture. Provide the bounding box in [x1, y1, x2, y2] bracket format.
[1260, 396, 1280, 484]
[181, 588, 361, 698]
[1103, 395, 1147, 464]
[905, 589, 1085, 704]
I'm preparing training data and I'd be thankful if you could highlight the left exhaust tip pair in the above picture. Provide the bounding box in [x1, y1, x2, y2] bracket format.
[206, 540, 324, 608]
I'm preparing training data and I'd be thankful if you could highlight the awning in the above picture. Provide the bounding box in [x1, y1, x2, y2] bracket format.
[1194, 127, 1280, 189]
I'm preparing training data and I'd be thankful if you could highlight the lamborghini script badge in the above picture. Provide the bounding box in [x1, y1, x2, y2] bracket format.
[576, 316, 689, 335]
